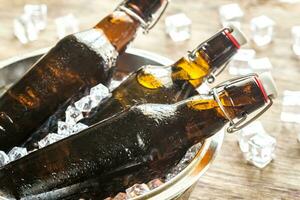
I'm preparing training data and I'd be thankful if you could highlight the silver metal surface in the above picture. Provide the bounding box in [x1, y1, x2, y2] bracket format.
[0, 48, 224, 200]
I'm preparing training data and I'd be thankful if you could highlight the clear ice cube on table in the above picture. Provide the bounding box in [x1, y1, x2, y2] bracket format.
[57, 121, 72, 136]
[281, 90, 300, 124]
[126, 183, 150, 198]
[65, 105, 84, 125]
[74, 96, 93, 113]
[71, 123, 88, 135]
[0, 151, 10, 167]
[165, 13, 191, 42]
[246, 133, 276, 168]
[14, 14, 39, 44]
[228, 49, 256, 75]
[38, 133, 66, 149]
[55, 14, 79, 39]
[90, 83, 111, 107]
[218, 3, 244, 28]
[280, 90, 300, 141]
[7, 147, 28, 162]
[250, 15, 275, 47]
[237, 121, 266, 153]
[147, 179, 164, 190]
[24, 4, 47, 31]
[248, 57, 273, 73]
[291, 26, 300, 56]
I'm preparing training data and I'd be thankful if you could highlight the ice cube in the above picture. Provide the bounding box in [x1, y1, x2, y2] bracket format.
[280, 112, 300, 124]
[237, 121, 266, 153]
[180, 143, 202, 164]
[126, 183, 150, 198]
[71, 123, 88, 135]
[90, 83, 111, 107]
[165, 168, 181, 182]
[38, 133, 66, 149]
[14, 14, 39, 44]
[65, 106, 84, 125]
[113, 192, 127, 200]
[24, 4, 47, 31]
[165, 143, 202, 182]
[165, 13, 191, 42]
[245, 133, 276, 168]
[250, 15, 275, 47]
[248, 57, 273, 73]
[0, 151, 10, 167]
[282, 90, 300, 106]
[291, 26, 300, 56]
[55, 14, 79, 39]
[218, 3, 244, 28]
[74, 96, 93, 113]
[280, 90, 300, 124]
[57, 121, 72, 136]
[228, 49, 256, 75]
[147, 179, 164, 190]
[8, 147, 28, 162]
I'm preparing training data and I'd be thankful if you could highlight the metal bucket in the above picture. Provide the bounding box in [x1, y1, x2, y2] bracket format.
[0, 48, 224, 200]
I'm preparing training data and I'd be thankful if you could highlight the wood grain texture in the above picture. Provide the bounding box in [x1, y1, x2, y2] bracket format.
[0, 0, 300, 199]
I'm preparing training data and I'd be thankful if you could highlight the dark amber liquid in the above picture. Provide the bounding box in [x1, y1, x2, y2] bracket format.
[0, 78, 266, 199]
[23, 28, 239, 150]
[80, 29, 239, 126]
[0, 11, 140, 151]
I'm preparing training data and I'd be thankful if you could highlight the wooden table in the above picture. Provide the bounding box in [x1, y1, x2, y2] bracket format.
[0, 0, 300, 199]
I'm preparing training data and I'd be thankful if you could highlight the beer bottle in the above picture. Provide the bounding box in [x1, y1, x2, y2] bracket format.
[81, 25, 247, 126]
[23, 24, 247, 150]
[0, 73, 277, 199]
[0, 0, 169, 151]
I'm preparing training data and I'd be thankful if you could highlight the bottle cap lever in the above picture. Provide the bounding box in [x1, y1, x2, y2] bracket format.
[211, 74, 274, 134]
[116, 0, 170, 34]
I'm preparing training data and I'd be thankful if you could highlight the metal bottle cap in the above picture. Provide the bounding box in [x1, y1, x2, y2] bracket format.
[211, 73, 277, 133]
[226, 23, 247, 46]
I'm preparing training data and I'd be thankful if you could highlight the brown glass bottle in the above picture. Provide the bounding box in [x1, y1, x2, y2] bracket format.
[0, 73, 277, 199]
[23, 24, 247, 151]
[78, 26, 247, 127]
[0, 0, 168, 151]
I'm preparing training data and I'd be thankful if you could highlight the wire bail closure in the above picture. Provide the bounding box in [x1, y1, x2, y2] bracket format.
[116, 0, 170, 34]
[187, 27, 233, 84]
[211, 74, 273, 134]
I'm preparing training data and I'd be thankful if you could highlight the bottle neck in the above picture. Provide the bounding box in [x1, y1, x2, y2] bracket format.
[94, 11, 140, 52]
[171, 29, 240, 88]
[177, 77, 267, 142]
[124, 0, 165, 22]
[93, 0, 165, 52]
[217, 77, 267, 120]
